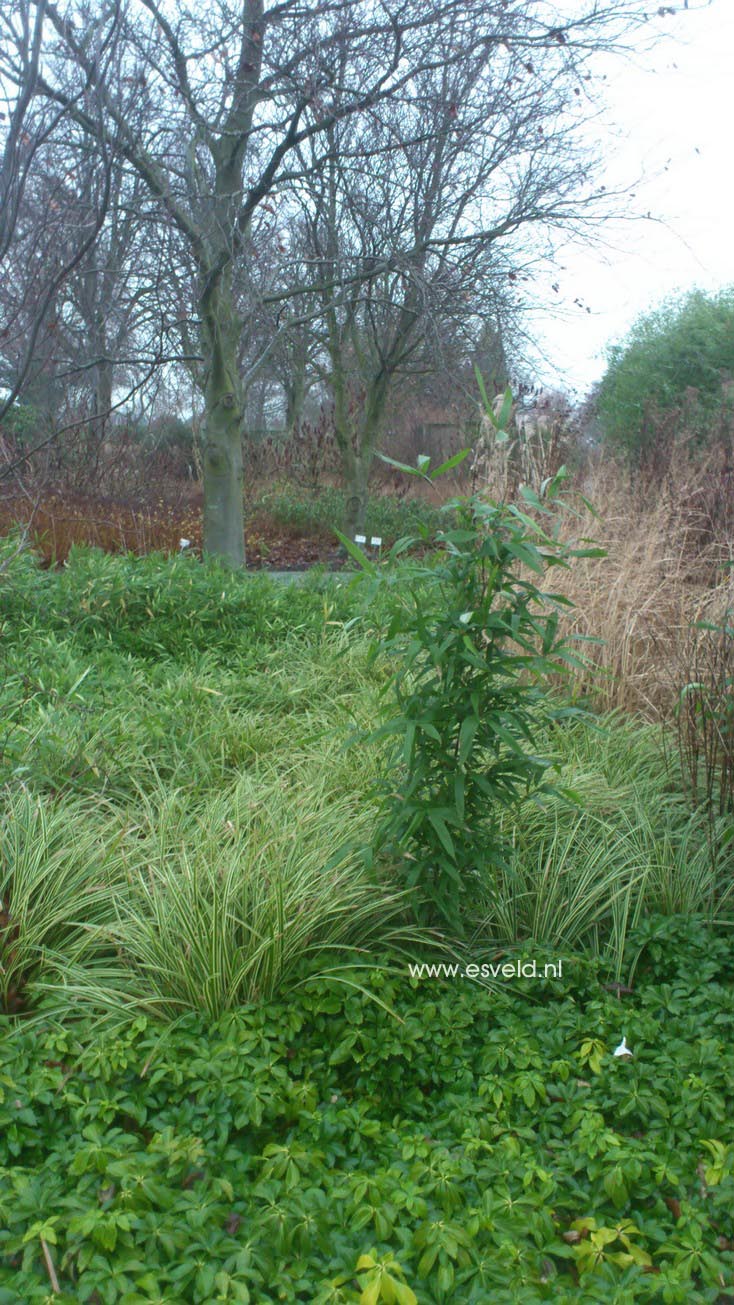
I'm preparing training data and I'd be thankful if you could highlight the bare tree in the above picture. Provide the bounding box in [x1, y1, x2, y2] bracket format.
[0, 0, 122, 427]
[0, 152, 149, 431]
[290, 11, 628, 536]
[15, 0, 667, 566]
[61, 165, 150, 437]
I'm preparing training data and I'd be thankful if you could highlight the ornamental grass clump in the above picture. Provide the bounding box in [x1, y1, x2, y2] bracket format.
[0, 790, 123, 1014]
[78, 775, 418, 1020]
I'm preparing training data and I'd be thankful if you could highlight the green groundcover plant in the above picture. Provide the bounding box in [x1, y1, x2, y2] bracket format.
[1, 535, 733, 1019]
[1, 530, 734, 1302]
[253, 486, 447, 546]
[1, 921, 734, 1303]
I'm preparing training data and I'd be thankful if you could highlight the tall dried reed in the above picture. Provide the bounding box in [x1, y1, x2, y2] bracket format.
[548, 445, 734, 717]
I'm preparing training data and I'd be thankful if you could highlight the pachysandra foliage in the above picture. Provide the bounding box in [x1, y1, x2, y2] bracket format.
[2, 931, 734, 1301]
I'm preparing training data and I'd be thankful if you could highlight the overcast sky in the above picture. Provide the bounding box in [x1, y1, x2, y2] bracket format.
[525, 0, 731, 399]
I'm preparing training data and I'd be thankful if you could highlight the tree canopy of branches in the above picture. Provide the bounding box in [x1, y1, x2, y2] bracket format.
[3, 0, 677, 565]
[289, 22, 606, 535]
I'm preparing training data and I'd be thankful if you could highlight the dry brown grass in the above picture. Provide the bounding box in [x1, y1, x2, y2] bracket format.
[0, 489, 203, 564]
[469, 418, 734, 718]
[543, 449, 734, 718]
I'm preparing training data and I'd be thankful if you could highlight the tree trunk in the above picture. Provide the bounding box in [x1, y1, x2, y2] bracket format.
[94, 352, 113, 434]
[337, 379, 388, 542]
[199, 269, 246, 567]
[342, 444, 372, 540]
[285, 365, 306, 436]
[87, 349, 113, 492]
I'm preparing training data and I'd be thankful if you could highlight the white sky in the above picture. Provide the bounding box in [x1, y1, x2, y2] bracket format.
[525, 0, 733, 399]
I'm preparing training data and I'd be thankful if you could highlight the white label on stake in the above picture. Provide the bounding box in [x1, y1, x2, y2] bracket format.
[354, 534, 367, 544]
[370, 536, 382, 547]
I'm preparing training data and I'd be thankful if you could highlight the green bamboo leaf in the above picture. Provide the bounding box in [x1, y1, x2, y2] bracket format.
[458, 716, 479, 763]
[333, 530, 376, 572]
[519, 485, 543, 509]
[473, 364, 491, 414]
[496, 385, 514, 431]
[431, 448, 471, 477]
[375, 451, 425, 477]
[427, 811, 456, 858]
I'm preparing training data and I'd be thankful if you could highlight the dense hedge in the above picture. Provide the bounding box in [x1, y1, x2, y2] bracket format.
[597, 287, 734, 460]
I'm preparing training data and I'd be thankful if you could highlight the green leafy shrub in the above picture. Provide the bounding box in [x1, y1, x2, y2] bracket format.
[256, 485, 448, 544]
[598, 286, 734, 460]
[342, 439, 603, 933]
[0, 399, 38, 444]
[624, 911, 734, 987]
